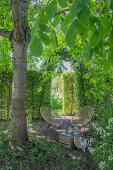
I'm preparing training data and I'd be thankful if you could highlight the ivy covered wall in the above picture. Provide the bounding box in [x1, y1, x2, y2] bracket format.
[62, 72, 78, 115]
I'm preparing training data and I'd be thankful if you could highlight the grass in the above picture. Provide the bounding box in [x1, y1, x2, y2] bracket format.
[0, 120, 99, 170]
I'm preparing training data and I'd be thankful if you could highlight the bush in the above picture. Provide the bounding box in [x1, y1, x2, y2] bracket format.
[93, 101, 113, 170]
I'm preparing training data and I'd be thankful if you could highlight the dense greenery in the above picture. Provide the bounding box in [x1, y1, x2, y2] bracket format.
[0, 70, 51, 120]
[0, 0, 113, 169]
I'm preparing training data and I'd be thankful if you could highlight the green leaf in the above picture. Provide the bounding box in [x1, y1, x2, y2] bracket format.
[30, 23, 38, 45]
[106, 0, 111, 9]
[61, 22, 68, 34]
[104, 59, 111, 72]
[77, 6, 89, 24]
[46, 0, 57, 19]
[109, 48, 113, 66]
[38, 31, 51, 45]
[30, 37, 43, 57]
[71, 0, 83, 18]
[84, 46, 93, 61]
[39, 23, 49, 32]
[90, 31, 101, 48]
[109, 29, 113, 46]
[39, 15, 48, 25]
[110, 0, 113, 9]
[66, 21, 77, 48]
[76, 20, 89, 34]
[52, 15, 60, 26]
[50, 30, 58, 47]
[58, 0, 67, 8]
[64, 13, 72, 25]
[101, 17, 112, 36]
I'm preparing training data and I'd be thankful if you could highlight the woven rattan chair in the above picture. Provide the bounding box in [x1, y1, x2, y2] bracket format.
[40, 106, 63, 131]
[71, 106, 94, 127]
[71, 106, 94, 150]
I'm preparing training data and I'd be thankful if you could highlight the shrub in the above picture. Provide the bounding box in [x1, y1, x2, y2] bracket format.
[93, 107, 113, 170]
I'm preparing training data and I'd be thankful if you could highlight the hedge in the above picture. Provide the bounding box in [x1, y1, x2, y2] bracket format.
[0, 70, 51, 120]
[62, 71, 78, 115]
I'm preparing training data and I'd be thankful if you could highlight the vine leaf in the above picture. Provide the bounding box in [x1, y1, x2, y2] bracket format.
[30, 37, 43, 57]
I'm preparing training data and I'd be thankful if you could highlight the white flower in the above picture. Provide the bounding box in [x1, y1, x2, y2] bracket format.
[108, 156, 113, 161]
[97, 127, 103, 132]
[106, 125, 112, 130]
[108, 118, 113, 125]
[88, 147, 96, 154]
[96, 127, 103, 135]
[106, 132, 110, 136]
[99, 161, 106, 169]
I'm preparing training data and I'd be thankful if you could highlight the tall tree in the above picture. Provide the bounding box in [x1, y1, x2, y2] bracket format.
[0, 0, 31, 147]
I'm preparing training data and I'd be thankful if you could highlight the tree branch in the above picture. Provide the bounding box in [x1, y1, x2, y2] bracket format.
[0, 28, 12, 40]
[55, 8, 70, 16]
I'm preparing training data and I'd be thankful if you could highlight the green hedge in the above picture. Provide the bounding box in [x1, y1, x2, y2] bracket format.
[0, 71, 12, 120]
[62, 72, 78, 115]
[0, 70, 51, 120]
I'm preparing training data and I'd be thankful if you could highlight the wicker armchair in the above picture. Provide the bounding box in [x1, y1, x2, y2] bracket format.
[71, 106, 94, 150]
[40, 106, 63, 130]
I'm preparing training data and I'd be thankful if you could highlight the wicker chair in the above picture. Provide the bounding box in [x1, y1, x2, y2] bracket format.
[40, 106, 63, 131]
[71, 106, 94, 150]
[71, 106, 94, 127]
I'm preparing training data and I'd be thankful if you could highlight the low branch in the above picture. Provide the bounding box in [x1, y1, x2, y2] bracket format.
[0, 28, 12, 40]
[55, 8, 70, 16]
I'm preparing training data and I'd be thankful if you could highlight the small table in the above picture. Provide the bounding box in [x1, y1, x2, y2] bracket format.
[58, 131, 75, 148]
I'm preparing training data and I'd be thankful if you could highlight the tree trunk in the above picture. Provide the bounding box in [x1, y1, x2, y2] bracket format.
[9, 0, 30, 147]
[10, 42, 28, 147]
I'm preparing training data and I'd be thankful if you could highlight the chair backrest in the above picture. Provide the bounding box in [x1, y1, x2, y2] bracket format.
[40, 106, 63, 127]
[71, 106, 94, 126]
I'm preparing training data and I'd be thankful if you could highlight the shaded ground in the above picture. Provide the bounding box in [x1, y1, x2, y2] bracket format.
[28, 116, 99, 170]
[0, 119, 99, 170]
[29, 116, 92, 142]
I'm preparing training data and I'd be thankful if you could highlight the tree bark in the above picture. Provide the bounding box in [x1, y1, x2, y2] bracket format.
[9, 0, 30, 147]
[10, 42, 28, 147]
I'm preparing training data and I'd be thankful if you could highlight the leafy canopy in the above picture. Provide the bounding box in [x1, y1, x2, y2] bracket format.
[29, 0, 113, 72]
